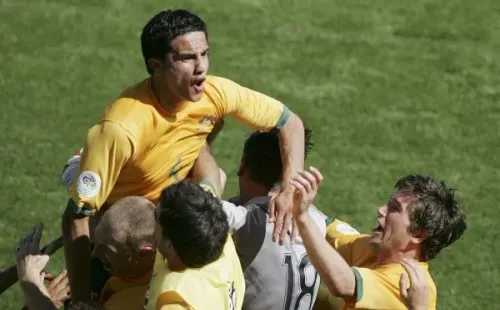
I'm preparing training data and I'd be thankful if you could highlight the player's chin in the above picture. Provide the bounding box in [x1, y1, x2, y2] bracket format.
[187, 92, 203, 102]
[368, 233, 382, 246]
[191, 94, 203, 102]
[186, 85, 204, 102]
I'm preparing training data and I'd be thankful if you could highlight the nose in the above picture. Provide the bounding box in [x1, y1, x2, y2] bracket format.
[194, 55, 208, 75]
[377, 204, 387, 217]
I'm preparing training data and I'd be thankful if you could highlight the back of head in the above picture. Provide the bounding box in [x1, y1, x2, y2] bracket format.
[395, 174, 467, 261]
[243, 127, 313, 188]
[158, 180, 229, 268]
[97, 196, 156, 252]
[141, 9, 207, 74]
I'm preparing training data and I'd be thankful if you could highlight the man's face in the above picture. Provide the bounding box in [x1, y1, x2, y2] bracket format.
[92, 228, 133, 277]
[158, 31, 209, 102]
[369, 192, 416, 252]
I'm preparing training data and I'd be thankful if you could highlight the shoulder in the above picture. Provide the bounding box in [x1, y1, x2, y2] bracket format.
[205, 75, 236, 89]
[203, 75, 240, 101]
[100, 79, 156, 136]
[156, 290, 190, 309]
[86, 121, 135, 144]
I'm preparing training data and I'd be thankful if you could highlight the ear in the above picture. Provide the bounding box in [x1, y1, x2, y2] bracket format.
[237, 158, 246, 177]
[148, 58, 165, 75]
[138, 245, 154, 256]
[410, 229, 428, 244]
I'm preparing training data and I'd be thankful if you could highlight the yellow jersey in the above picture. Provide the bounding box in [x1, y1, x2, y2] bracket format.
[145, 236, 245, 310]
[313, 219, 437, 310]
[69, 76, 289, 215]
[98, 271, 151, 309]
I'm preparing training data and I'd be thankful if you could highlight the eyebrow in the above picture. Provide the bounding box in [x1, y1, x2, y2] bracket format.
[176, 47, 210, 56]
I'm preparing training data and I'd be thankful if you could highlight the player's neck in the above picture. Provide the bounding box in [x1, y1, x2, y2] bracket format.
[150, 76, 184, 113]
[240, 182, 270, 205]
[376, 249, 421, 265]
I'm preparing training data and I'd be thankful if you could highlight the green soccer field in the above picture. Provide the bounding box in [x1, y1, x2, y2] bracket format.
[1, 0, 498, 308]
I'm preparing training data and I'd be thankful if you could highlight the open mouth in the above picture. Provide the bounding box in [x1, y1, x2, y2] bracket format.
[373, 222, 384, 233]
[191, 78, 206, 90]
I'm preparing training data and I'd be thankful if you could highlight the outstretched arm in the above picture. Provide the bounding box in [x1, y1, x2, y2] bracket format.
[211, 76, 305, 244]
[271, 112, 304, 243]
[290, 168, 357, 299]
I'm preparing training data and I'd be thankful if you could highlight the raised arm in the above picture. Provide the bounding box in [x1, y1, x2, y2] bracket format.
[189, 143, 225, 197]
[62, 121, 134, 301]
[210, 76, 305, 243]
[188, 141, 247, 234]
[0, 236, 63, 296]
[290, 168, 357, 300]
[16, 223, 58, 310]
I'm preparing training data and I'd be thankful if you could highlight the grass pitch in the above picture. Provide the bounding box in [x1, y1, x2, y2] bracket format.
[1, 0, 498, 308]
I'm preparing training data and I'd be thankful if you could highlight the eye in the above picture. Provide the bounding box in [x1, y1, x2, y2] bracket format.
[178, 54, 196, 62]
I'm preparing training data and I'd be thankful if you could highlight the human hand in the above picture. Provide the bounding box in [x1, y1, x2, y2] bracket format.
[269, 187, 295, 245]
[45, 269, 71, 308]
[289, 167, 324, 218]
[399, 258, 430, 310]
[15, 223, 50, 284]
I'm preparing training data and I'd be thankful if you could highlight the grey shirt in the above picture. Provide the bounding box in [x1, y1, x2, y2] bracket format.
[222, 196, 327, 310]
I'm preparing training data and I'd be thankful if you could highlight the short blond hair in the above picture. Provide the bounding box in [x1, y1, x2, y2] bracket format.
[98, 196, 156, 252]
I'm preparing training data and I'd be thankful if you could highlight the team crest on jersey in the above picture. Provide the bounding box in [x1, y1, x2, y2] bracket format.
[198, 115, 218, 130]
[227, 281, 236, 310]
[76, 171, 101, 198]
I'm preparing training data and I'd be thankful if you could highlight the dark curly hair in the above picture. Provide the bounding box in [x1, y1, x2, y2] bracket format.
[395, 174, 467, 261]
[141, 9, 207, 74]
[157, 180, 229, 268]
[242, 126, 313, 189]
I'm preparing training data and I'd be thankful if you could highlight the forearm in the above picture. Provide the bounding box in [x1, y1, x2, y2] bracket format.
[206, 119, 225, 146]
[278, 113, 304, 187]
[0, 266, 18, 295]
[62, 202, 91, 301]
[295, 213, 356, 298]
[20, 281, 57, 310]
[190, 143, 224, 196]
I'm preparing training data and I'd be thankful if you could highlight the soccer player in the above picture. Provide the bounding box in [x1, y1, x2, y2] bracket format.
[215, 128, 327, 310]
[290, 168, 467, 310]
[89, 196, 156, 309]
[146, 180, 245, 310]
[62, 9, 305, 302]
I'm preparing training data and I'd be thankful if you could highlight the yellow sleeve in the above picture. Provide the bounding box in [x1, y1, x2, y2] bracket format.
[69, 121, 135, 215]
[210, 76, 290, 131]
[346, 267, 405, 309]
[156, 291, 193, 310]
[324, 218, 377, 266]
[325, 218, 360, 243]
[324, 218, 360, 263]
